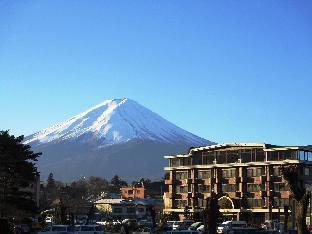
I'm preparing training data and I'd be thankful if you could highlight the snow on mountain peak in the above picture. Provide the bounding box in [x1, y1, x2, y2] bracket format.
[24, 98, 209, 147]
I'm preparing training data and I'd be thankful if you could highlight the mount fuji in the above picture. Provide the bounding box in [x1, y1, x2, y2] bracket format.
[25, 98, 213, 181]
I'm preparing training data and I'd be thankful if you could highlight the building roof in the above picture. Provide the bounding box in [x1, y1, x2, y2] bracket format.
[164, 143, 312, 158]
[94, 198, 124, 204]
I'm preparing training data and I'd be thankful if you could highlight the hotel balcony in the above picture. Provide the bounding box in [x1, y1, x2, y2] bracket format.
[165, 179, 173, 185]
[164, 192, 173, 199]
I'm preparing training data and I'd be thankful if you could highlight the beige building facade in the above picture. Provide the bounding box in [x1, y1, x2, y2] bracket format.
[163, 143, 312, 226]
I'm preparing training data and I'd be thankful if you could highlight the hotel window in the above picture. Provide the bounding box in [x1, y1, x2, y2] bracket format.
[198, 184, 211, 193]
[175, 199, 187, 208]
[128, 190, 133, 195]
[304, 167, 312, 176]
[267, 151, 278, 161]
[193, 152, 203, 165]
[241, 149, 252, 163]
[176, 171, 188, 180]
[247, 168, 262, 177]
[222, 169, 236, 178]
[274, 183, 289, 191]
[299, 151, 305, 160]
[203, 151, 215, 164]
[179, 157, 191, 166]
[170, 158, 179, 167]
[198, 198, 207, 208]
[255, 149, 265, 162]
[247, 198, 264, 208]
[176, 185, 188, 193]
[247, 184, 263, 192]
[198, 170, 211, 179]
[222, 184, 236, 192]
[227, 150, 240, 163]
[288, 150, 298, 160]
[273, 167, 281, 176]
[275, 198, 290, 207]
[216, 151, 226, 164]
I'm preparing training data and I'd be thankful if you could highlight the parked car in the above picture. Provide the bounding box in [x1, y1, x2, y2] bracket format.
[197, 224, 204, 233]
[166, 230, 200, 234]
[166, 221, 175, 230]
[172, 221, 183, 230]
[138, 219, 153, 227]
[188, 222, 203, 231]
[45, 216, 53, 223]
[217, 221, 247, 234]
[75, 224, 105, 234]
[38, 225, 77, 234]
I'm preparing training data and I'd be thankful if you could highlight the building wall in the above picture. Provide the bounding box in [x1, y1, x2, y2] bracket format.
[121, 187, 145, 199]
[96, 202, 147, 219]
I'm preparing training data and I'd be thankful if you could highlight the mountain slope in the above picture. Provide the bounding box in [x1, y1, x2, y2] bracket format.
[25, 98, 213, 181]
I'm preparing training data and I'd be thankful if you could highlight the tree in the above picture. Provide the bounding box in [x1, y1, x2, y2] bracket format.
[0, 130, 41, 217]
[203, 191, 221, 234]
[111, 175, 127, 187]
[110, 175, 127, 193]
[88, 176, 109, 198]
[139, 178, 151, 184]
[281, 165, 310, 234]
[46, 173, 57, 204]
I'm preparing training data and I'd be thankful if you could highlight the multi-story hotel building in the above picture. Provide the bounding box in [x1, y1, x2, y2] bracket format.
[163, 143, 312, 226]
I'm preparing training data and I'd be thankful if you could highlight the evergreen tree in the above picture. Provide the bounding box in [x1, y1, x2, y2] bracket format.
[46, 173, 57, 204]
[88, 176, 109, 198]
[111, 175, 127, 187]
[110, 175, 127, 193]
[0, 130, 41, 217]
[111, 175, 122, 187]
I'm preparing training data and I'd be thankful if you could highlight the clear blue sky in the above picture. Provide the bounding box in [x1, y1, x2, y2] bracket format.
[1, 1, 311, 145]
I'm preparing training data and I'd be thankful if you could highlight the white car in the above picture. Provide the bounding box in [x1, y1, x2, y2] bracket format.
[45, 216, 53, 223]
[172, 221, 183, 230]
[196, 224, 204, 233]
[217, 221, 247, 234]
[188, 222, 203, 231]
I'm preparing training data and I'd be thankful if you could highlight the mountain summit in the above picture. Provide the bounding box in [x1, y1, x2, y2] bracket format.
[25, 98, 207, 147]
[26, 98, 213, 181]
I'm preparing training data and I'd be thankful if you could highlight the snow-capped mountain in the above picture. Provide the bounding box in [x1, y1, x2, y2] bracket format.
[25, 98, 207, 147]
[26, 98, 213, 181]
